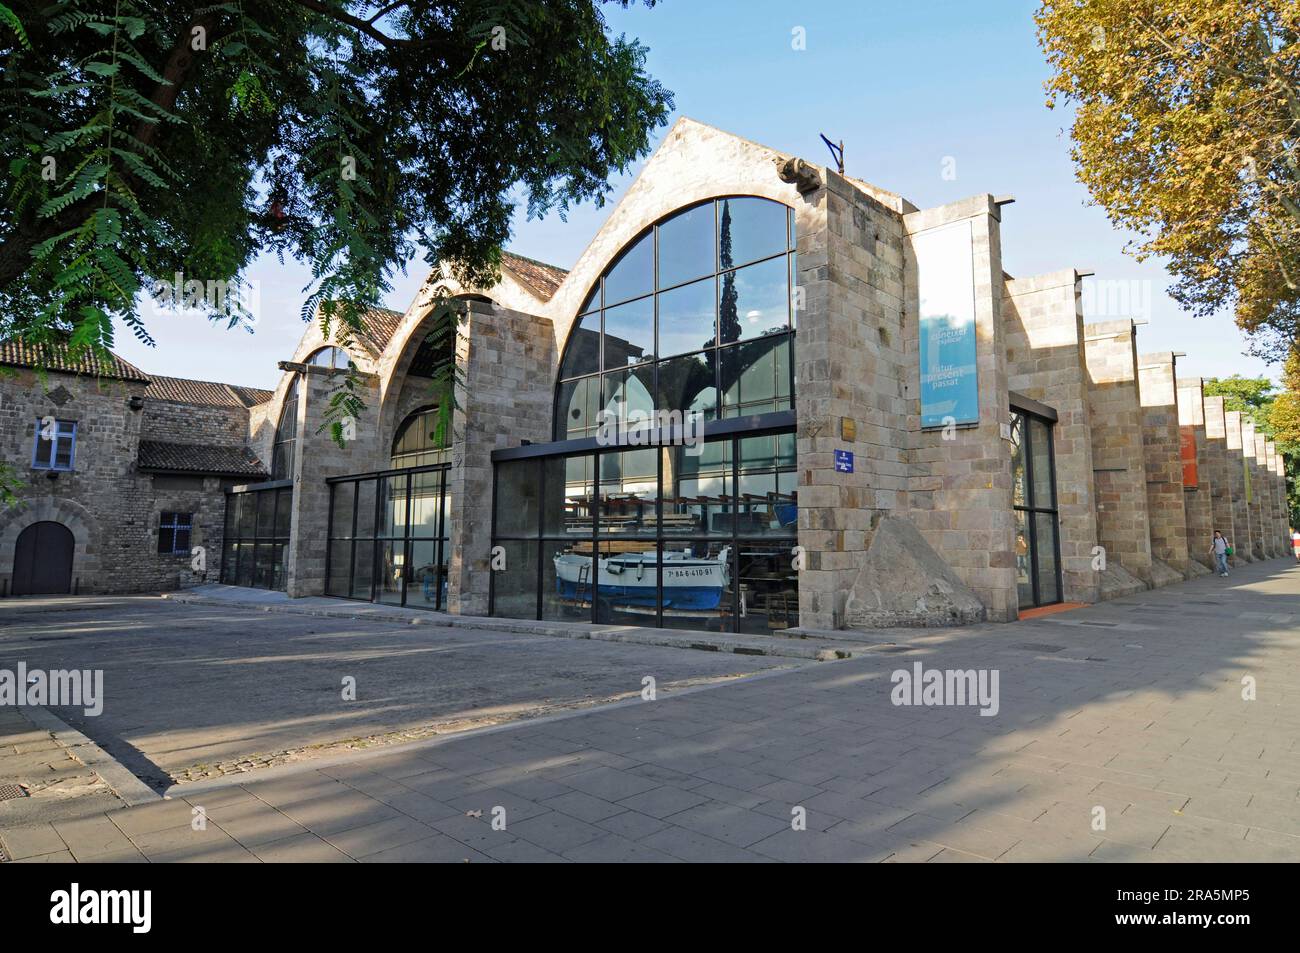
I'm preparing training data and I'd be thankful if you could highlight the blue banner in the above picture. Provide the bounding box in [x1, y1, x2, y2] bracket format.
[917, 221, 979, 428]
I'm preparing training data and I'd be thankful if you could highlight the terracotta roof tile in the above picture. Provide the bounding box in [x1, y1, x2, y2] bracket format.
[502, 252, 568, 300]
[315, 303, 406, 358]
[145, 375, 273, 408]
[0, 338, 149, 382]
[137, 440, 268, 478]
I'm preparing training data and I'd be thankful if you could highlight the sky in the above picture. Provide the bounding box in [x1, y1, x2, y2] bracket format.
[112, 0, 1277, 391]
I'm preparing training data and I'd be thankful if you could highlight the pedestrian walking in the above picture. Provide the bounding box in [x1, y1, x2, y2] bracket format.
[1211, 530, 1232, 577]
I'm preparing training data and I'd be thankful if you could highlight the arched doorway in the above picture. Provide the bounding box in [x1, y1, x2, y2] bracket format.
[13, 521, 74, 595]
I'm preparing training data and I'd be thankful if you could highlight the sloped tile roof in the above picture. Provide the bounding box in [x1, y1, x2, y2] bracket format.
[317, 303, 406, 359]
[502, 252, 568, 301]
[0, 338, 149, 382]
[137, 440, 269, 478]
[145, 374, 273, 408]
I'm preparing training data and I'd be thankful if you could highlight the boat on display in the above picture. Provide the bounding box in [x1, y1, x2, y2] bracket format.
[553, 546, 730, 612]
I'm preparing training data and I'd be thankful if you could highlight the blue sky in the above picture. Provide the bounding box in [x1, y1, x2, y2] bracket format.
[113, 0, 1276, 390]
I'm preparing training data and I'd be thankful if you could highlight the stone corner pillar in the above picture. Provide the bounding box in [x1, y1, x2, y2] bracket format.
[1137, 352, 1189, 577]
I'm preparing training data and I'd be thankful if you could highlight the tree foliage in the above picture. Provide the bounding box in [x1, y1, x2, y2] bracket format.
[0, 0, 672, 458]
[1037, 1, 1300, 360]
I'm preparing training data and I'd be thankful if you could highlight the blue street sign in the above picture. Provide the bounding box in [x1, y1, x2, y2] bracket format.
[834, 449, 854, 473]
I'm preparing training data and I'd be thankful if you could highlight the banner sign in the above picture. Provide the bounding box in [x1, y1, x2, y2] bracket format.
[1244, 454, 1253, 503]
[1179, 426, 1198, 488]
[917, 220, 979, 428]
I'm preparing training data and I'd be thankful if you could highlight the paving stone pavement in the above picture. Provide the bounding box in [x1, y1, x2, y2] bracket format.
[4, 558, 1300, 863]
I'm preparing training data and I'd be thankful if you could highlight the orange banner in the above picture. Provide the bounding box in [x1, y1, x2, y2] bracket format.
[1180, 426, 1198, 487]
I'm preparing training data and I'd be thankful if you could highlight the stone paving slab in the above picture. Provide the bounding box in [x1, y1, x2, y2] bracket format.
[164, 586, 862, 661]
[0, 595, 798, 788]
[3, 557, 1300, 863]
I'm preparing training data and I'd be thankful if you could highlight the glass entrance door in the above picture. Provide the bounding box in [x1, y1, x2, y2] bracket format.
[1010, 409, 1062, 609]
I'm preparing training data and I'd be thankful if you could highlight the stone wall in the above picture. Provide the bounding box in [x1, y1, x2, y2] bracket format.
[797, 172, 913, 629]
[284, 367, 383, 597]
[1083, 320, 1154, 590]
[902, 196, 1016, 622]
[446, 301, 555, 616]
[1202, 396, 1237, 549]
[140, 398, 250, 447]
[1224, 411, 1254, 561]
[1176, 377, 1215, 570]
[1003, 269, 1099, 603]
[0, 368, 227, 593]
[1237, 416, 1258, 556]
[1137, 352, 1190, 581]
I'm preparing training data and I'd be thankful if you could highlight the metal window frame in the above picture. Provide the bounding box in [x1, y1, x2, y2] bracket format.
[1010, 406, 1063, 608]
[554, 196, 797, 445]
[489, 423, 798, 632]
[32, 418, 76, 472]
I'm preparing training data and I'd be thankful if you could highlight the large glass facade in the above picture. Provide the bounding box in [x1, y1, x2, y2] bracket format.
[491, 428, 798, 632]
[1010, 408, 1062, 609]
[556, 196, 797, 440]
[220, 484, 292, 591]
[325, 464, 450, 609]
[271, 377, 299, 480]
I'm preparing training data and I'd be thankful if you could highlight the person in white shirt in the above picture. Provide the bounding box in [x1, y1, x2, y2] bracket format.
[1211, 531, 1230, 577]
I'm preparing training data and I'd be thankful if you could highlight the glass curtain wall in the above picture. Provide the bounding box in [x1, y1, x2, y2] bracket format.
[556, 196, 796, 442]
[220, 485, 292, 590]
[1010, 409, 1062, 609]
[326, 464, 450, 609]
[491, 429, 798, 633]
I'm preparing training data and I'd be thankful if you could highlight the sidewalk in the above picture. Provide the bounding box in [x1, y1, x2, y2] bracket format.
[164, 584, 880, 661]
[5, 557, 1300, 862]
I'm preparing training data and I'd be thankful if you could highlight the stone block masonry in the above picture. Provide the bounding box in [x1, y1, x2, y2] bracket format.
[1137, 353, 1190, 579]
[1200, 396, 1236, 550]
[1084, 320, 1154, 587]
[1003, 269, 1099, 604]
[903, 196, 1016, 622]
[1224, 411, 1254, 562]
[1176, 377, 1215, 571]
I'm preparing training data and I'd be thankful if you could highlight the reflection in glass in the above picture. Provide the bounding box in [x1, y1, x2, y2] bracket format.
[657, 277, 716, 359]
[602, 297, 654, 368]
[735, 540, 799, 634]
[655, 351, 716, 421]
[720, 196, 790, 269]
[376, 540, 405, 605]
[657, 201, 715, 288]
[552, 196, 795, 440]
[559, 313, 601, 379]
[492, 540, 539, 619]
[1010, 414, 1026, 507]
[721, 335, 792, 418]
[557, 376, 601, 439]
[602, 232, 653, 306]
[601, 366, 655, 428]
[1031, 418, 1054, 506]
[1015, 509, 1033, 609]
[599, 449, 658, 537]
[326, 463, 449, 610]
[1034, 512, 1060, 605]
[724, 256, 790, 344]
[494, 460, 540, 538]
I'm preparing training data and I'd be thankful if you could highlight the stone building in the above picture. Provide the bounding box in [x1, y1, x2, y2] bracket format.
[1, 118, 1291, 629]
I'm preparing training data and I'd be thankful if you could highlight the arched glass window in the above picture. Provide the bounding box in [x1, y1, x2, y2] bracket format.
[271, 377, 299, 480]
[391, 407, 449, 469]
[555, 196, 796, 440]
[306, 346, 351, 369]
